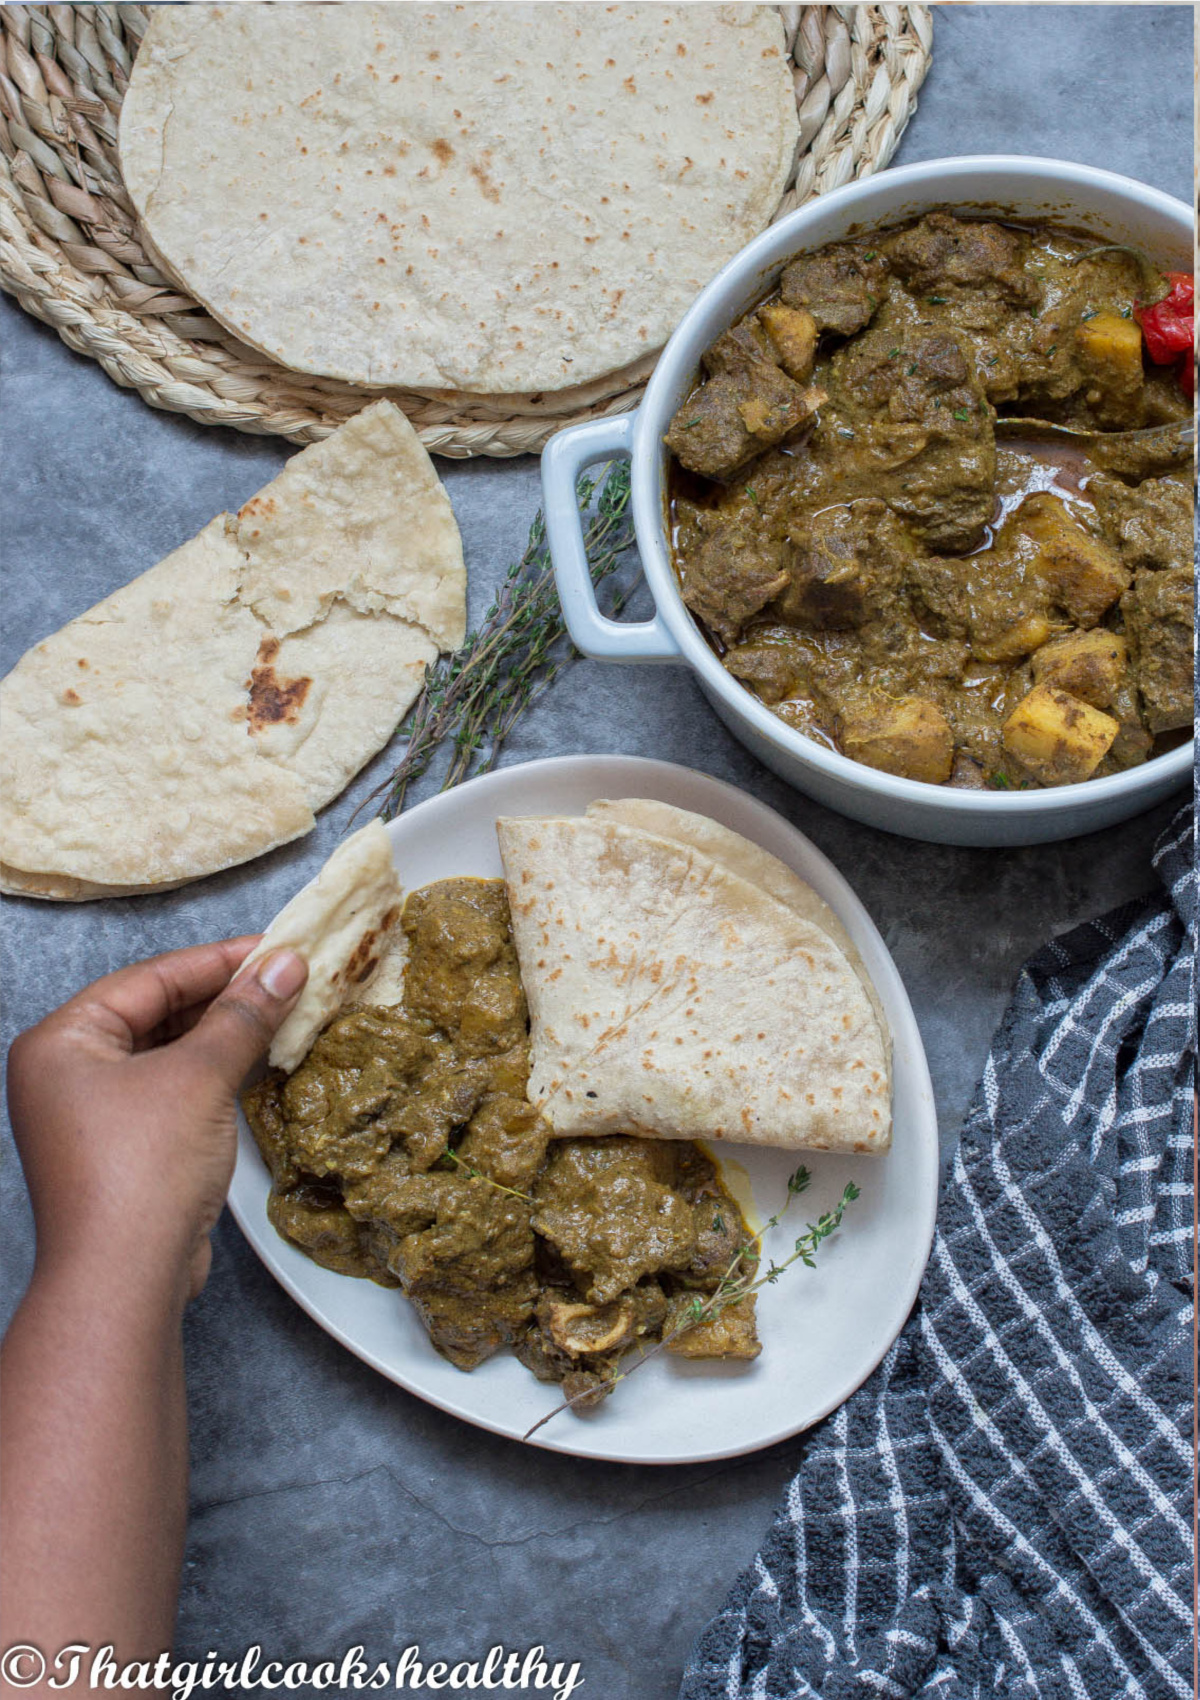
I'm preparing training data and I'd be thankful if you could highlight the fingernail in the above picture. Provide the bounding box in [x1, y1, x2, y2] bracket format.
[257, 949, 307, 1000]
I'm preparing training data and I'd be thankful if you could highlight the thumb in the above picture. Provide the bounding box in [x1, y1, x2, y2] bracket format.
[185, 948, 308, 1089]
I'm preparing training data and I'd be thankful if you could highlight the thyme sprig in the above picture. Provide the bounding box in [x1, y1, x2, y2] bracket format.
[438, 1146, 534, 1205]
[362, 461, 636, 821]
[523, 1167, 860, 1440]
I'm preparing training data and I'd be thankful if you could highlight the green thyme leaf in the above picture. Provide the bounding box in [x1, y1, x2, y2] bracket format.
[439, 1147, 533, 1204]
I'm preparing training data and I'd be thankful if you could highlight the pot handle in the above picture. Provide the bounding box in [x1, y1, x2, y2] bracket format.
[542, 413, 681, 663]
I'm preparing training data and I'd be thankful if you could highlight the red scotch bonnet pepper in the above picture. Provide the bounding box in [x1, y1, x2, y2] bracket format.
[1134, 271, 1194, 399]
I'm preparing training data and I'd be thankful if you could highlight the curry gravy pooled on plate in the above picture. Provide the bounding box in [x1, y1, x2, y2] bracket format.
[243, 878, 760, 1411]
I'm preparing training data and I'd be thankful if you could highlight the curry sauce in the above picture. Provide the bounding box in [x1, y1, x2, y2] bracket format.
[667, 213, 1193, 790]
[244, 878, 759, 1410]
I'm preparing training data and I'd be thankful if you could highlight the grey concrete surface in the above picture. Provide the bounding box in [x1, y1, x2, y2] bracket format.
[1, 7, 1192, 1697]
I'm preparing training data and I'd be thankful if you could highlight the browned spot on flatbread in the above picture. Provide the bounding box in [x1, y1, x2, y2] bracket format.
[344, 928, 382, 984]
[245, 636, 311, 731]
[431, 137, 454, 165]
[341, 905, 400, 985]
[470, 155, 501, 203]
[238, 494, 277, 523]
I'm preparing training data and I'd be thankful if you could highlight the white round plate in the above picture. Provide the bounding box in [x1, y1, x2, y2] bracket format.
[230, 756, 939, 1463]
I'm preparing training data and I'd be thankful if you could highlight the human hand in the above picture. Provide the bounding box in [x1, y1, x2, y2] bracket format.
[7, 939, 308, 1308]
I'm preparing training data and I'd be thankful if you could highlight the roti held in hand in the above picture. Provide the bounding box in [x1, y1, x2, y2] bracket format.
[241, 820, 406, 1074]
[497, 812, 891, 1152]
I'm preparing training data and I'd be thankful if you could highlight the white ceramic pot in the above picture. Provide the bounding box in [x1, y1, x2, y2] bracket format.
[542, 156, 1194, 846]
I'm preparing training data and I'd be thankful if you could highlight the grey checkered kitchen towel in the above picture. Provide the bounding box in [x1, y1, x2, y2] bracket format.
[681, 803, 1195, 1700]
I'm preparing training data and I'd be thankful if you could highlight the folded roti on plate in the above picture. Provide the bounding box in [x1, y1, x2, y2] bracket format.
[585, 798, 890, 1067]
[240, 820, 407, 1074]
[1, 402, 465, 899]
[497, 809, 891, 1154]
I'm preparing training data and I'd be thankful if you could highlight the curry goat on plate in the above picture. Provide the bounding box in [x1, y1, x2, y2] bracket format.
[666, 212, 1194, 791]
[241, 802, 891, 1417]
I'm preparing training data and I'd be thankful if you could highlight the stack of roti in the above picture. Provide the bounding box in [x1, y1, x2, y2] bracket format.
[118, 4, 799, 397]
[498, 801, 892, 1153]
[1, 402, 465, 900]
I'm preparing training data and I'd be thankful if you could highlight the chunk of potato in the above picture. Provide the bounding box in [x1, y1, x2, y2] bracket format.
[840, 696, 955, 784]
[758, 302, 819, 382]
[972, 611, 1056, 663]
[1031, 629, 1126, 707]
[1076, 310, 1143, 374]
[1075, 312, 1145, 426]
[664, 1294, 760, 1360]
[1014, 494, 1130, 626]
[1002, 683, 1118, 785]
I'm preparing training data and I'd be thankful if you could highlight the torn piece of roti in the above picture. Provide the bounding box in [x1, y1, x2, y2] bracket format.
[1, 401, 464, 899]
[497, 813, 891, 1154]
[240, 820, 405, 1073]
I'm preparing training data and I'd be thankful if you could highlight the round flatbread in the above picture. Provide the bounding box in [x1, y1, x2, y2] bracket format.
[118, 4, 798, 395]
[1, 403, 465, 899]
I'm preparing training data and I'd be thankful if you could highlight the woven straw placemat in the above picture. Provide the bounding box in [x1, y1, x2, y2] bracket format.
[0, 4, 932, 458]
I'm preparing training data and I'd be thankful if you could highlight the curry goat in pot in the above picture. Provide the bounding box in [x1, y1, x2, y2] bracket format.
[666, 213, 1193, 790]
